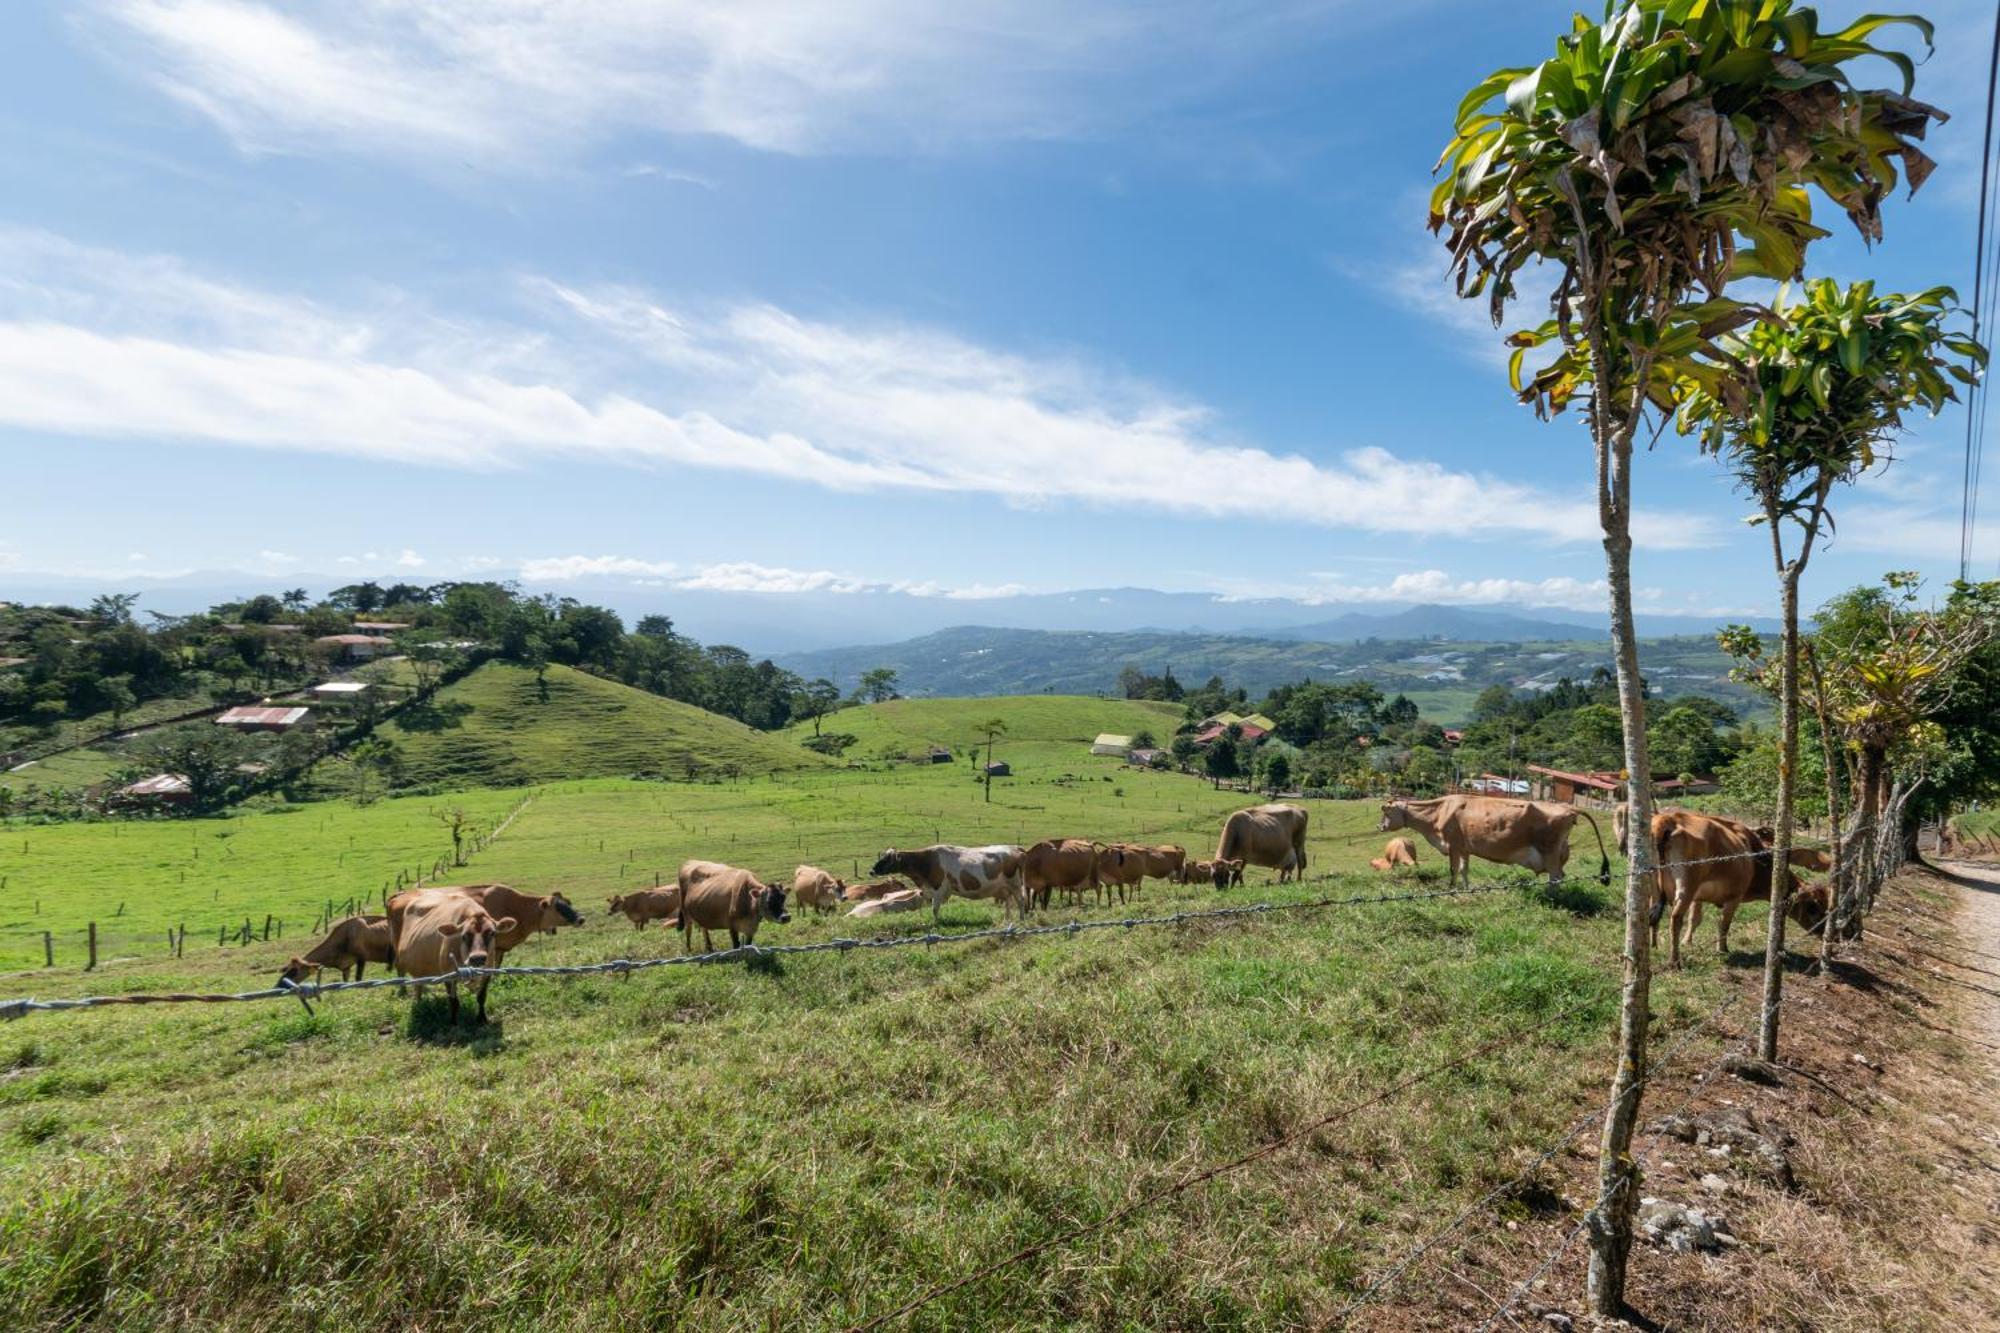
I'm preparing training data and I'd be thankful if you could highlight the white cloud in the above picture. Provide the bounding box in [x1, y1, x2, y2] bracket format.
[255, 549, 300, 565]
[0, 230, 1719, 549]
[82, 0, 1370, 162]
[672, 561, 1026, 599]
[394, 548, 425, 568]
[520, 554, 681, 581]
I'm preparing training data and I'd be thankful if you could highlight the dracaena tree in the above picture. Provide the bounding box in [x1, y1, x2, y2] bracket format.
[1432, 0, 1943, 1313]
[1676, 281, 1981, 1057]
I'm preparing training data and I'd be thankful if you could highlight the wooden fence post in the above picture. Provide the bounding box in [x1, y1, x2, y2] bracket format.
[263, 914, 272, 941]
[86, 922, 97, 971]
[42, 931, 52, 968]
[176, 925, 185, 958]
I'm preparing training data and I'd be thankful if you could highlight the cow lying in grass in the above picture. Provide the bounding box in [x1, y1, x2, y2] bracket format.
[1369, 837, 1418, 872]
[277, 913, 393, 987]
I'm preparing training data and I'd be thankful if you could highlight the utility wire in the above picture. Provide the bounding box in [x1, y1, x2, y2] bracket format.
[1969, 0, 2000, 580]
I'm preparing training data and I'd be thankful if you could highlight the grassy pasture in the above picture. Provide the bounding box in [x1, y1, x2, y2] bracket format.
[0, 699, 1752, 1329]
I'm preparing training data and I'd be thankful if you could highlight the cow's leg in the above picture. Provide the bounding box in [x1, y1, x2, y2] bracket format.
[445, 980, 460, 1026]
[1550, 834, 1570, 887]
[475, 975, 490, 1022]
[1717, 900, 1740, 956]
[1668, 869, 1695, 969]
[729, 926, 742, 949]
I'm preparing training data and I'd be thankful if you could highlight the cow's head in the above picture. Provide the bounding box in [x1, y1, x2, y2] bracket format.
[1210, 859, 1238, 890]
[870, 850, 901, 876]
[1378, 801, 1409, 833]
[1787, 880, 1832, 935]
[760, 884, 792, 924]
[276, 956, 317, 986]
[437, 911, 516, 970]
[547, 891, 584, 927]
[606, 894, 625, 914]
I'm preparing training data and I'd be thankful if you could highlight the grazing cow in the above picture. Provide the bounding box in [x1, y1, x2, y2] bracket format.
[1788, 879, 1832, 935]
[1380, 796, 1608, 890]
[1178, 858, 1214, 885]
[1216, 804, 1310, 882]
[1096, 844, 1148, 905]
[842, 878, 911, 902]
[606, 886, 682, 930]
[1616, 807, 1797, 969]
[1787, 847, 1834, 873]
[677, 860, 791, 952]
[387, 883, 584, 1020]
[1369, 837, 1420, 873]
[1021, 839, 1103, 910]
[394, 897, 514, 1025]
[1214, 858, 1245, 888]
[871, 845, 1027, 922]
[1127, 844, 1187, 884]
[791, 865, 846, 916]
[277, 913, 393, 987]
[847, 888, 927, 918]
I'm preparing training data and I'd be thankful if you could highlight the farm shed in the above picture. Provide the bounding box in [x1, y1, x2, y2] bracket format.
[1128, 748, 1165, 767]
[310, 681, 371, 700]
[984, 761, 1012, 777]
[316, 634, 391, 661]
[116, 773, 192, 806]
[214, 706, 313, 732]
[1197, 711, 1244, 729]
[1091, 733, 1132, 757]
[351, 620, 411, 635]
[926, 746, 953, 763]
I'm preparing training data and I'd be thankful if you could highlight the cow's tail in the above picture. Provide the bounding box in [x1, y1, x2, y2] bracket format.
[1574, 809, 1612, 887]
[1646, 827, 1673, 928]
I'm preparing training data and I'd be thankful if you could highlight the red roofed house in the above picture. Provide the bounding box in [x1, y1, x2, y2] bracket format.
[214, 706, 313, 732]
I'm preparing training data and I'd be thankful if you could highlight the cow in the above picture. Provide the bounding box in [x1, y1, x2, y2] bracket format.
[1380, 796, 1609, 890]
[1617, 808, 1799, 969]
[675, 860, 790, 952]
[1788, 879, 1832, 935]
[842, 878, 911, 902]
[871, 845, 1027, 922]
[1787, 847, 1834, 873]
[1020, 839, 1103, 910]
[394, 896, 514, 1025]
[277, 913, 393, 987]
[1127, 844, 1187, 885]
[1368, 837, 1419, 873]
[606, 886, 682, 930]
[791, 865, 846, 916]
[1179, 858, 1215, 885]
[1216, 804, 1310, 882]
[387, 883, 584, 1020]
[847, 888, 927, 918]
[1215, 858, 1245, 888]
[1095, 844, 1148, 905]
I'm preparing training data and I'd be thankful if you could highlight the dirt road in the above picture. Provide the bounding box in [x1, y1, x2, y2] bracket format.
[1940, 858, 2000, 1054]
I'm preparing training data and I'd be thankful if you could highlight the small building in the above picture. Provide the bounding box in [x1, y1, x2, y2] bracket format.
[984, 761, 1012, 777]
[316, 633, 391, 661]
[1091, 733, 1133, 757]
[117, 773, 192, 806]
[1466, 773, 1529, 796]
[310, 681, 372, 702]
[1199, 711, 1245, 729]
[926, 746, 953, 764]
[1442, 729, 1464, 746]
[351, 620, 411, 636]
[1236, 722, 1270, 743]
[1128, 747, 1165, 767]
[214, 705, 313, 732]
[0, 656, 28, 671]
[1239, 713, 1276, 733]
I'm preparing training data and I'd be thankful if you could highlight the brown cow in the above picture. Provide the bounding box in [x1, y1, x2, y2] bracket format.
[791, 865, 846, 916]
[388, 883, 584, 1020]
[277, 913, 393, 987]
[677, 860, 791, 952]
[606, 886, 682, 930]
[1095, 844, 1147, 905]
[1619, 808, 1797, 969]
[1126, 844, 1187, 884]
[1380, 796, 1608, 890]
[1216, 857, 1245, 888]
[1368, 837, 1419, 873]
[1787, 879, 1832, 935]
[847, 888, 927, 918]
[395, 896, 514, 1025]
[1021, 839, 1102, 910]
[1216, 804, 1310, 882]
[842, 878, 911, 902]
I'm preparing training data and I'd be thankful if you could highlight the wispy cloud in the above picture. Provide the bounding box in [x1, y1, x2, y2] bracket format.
[0, 228, 1719, 548]
[520, 555, 681, 582]
[82, 0, 1371, 162]
[522, 555, 1027, 600]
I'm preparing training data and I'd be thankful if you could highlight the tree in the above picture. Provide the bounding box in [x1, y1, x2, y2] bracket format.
[1171, 734, 1199, 772]
[88, 593, 138, 625]
[1262, 751, 1292, 795]
[1433, 3, 1941, 1312]
[99, 674, 136, 734]
[136, 724, 249, 812]
[796, 678, 843, 737]
[1203, 737, 1239, 788]
[349, 736, 402, 804]
[857, 667, 901, 704]
[281, 588, 310, 613]
[398, 630, 461, 697]
[975, 717, 1008, 803]
[1677, 280, 1980, 1060]
[440, 807, 470, 865]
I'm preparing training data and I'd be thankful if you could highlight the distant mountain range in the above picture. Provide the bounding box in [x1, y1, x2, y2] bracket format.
[1, 569, 1776, 655]
[774, 625, 1757, 723]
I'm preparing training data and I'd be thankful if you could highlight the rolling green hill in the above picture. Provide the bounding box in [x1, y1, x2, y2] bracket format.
[373, 661, 827, 789]
[789, 693, 1184, 763]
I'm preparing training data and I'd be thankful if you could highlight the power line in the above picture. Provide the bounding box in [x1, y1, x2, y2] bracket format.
[1965, 1, 2000, 582]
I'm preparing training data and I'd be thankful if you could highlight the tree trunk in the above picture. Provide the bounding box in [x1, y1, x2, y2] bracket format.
[1757, 559, 1801, 1061]
[1585, 383, 1654, 1319]
[1839, 745, 1886, 941]
[1808, 647, 1846, 970]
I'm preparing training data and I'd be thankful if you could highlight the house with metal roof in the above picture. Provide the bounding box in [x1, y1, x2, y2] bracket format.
[214, 705, 313, 732]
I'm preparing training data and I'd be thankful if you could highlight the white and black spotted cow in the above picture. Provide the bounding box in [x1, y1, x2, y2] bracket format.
[870, 844, 1027, 923]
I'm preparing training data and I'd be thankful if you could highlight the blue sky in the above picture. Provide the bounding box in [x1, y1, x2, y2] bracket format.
[1, 0, 1995, 619]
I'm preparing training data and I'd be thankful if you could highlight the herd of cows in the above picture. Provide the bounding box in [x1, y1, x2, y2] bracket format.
[269, 795, 1832, 1025]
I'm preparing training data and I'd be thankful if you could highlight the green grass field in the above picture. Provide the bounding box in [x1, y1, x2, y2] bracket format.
[372, 661, 829, 789]
[0, 696, 1751, 1330]
[788, 692, 1184, 762]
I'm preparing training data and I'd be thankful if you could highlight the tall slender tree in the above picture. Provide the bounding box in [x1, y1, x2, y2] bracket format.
[1433, 1, 1942, 1312]
[1675, 280, 1980, 1058]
